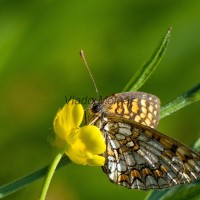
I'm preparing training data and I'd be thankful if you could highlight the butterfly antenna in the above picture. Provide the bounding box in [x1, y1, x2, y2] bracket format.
[80, 50, 99, 99]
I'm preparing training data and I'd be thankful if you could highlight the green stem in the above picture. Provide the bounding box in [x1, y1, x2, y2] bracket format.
[39, 151, 65, 200]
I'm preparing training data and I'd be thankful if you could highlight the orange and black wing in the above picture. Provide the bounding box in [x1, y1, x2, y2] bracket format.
[102, 92, 160, 129]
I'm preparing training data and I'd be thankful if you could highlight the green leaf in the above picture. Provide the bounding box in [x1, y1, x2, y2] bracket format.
[0, 156, 70, 198]
[160, 83, 200, 119]
[146, 180, 200, 200]
[193, 137, 200, 154]
[123, 27, 172, 92]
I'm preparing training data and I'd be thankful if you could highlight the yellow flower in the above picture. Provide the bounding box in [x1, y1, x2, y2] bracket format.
[53, 100, 106, 166]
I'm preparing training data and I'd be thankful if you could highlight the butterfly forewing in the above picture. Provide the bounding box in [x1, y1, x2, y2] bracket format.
[100, 92, 160, 129]
[88, 92, 200, 190]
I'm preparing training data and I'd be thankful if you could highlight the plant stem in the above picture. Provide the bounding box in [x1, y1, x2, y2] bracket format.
[39, 151, 64, 200]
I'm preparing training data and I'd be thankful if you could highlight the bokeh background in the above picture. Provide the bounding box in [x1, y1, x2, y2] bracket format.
[0, 1, 200, 200]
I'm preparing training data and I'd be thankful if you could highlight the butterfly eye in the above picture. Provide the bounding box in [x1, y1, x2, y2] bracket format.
[91, 103, 101, 113]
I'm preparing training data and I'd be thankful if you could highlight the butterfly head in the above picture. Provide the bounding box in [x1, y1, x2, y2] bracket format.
[87, 99, 106, 127]
[91, 101, 102, 114]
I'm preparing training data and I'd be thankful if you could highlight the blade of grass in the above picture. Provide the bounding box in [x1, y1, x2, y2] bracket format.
[0, 156, 70, 198]
[145, 180, 200, 200]
[123, 27, 172, 92]
[160, 83, 200, 119]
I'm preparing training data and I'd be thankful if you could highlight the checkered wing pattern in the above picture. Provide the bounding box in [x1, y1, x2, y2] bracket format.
[101, 92, 160, 129]
[89, 92, 200, 190]
[101, 117, 200, 190]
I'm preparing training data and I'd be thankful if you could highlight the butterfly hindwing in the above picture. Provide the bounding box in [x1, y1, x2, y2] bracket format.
[101, 117, 200, 190]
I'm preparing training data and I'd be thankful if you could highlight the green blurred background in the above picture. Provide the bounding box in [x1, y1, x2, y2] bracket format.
[0, 0, 200, 200]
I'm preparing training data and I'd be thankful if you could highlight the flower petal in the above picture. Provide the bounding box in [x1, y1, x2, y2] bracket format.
[87, 155, 105, 166]
[52, 100, 106, 166]
[53, 100, 84, 140]
[66, 145, 105, 166]
[62, 100, 84, 130]
[66, 141, 89, 165]
[66, 149, 88, 165]
[79, 125, 106, 154]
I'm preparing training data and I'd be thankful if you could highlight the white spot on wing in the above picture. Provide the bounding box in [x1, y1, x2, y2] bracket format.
[110, 139, 120, 149]
[117, 161, 127, 172]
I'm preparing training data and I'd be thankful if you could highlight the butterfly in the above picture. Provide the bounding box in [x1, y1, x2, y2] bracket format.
[88, 92, 200, 190]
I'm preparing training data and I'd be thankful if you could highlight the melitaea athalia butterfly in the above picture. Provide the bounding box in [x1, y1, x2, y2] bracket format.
[88, 92, 200, 190]
[80, 50, 200, 190]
